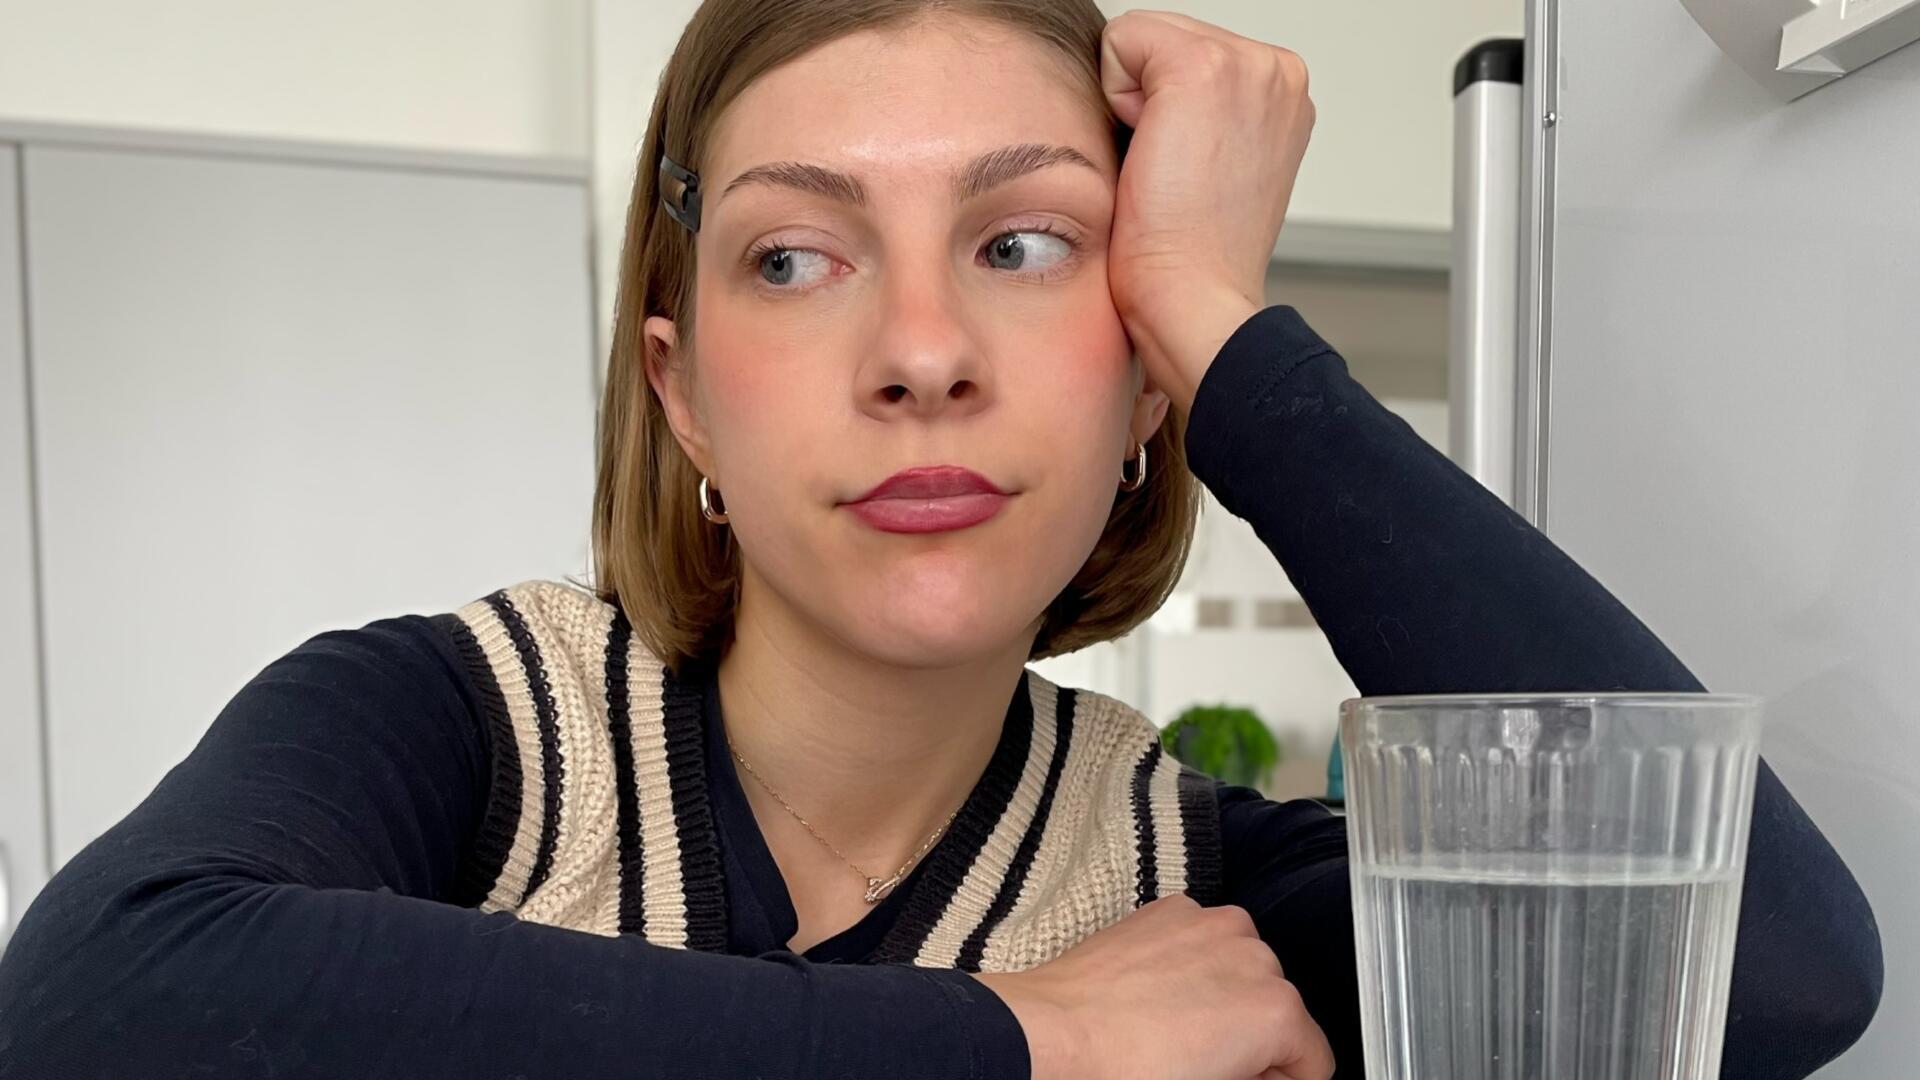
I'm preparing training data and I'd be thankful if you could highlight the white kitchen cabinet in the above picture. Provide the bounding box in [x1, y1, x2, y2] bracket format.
[1, 126, 595, 908]
[0, 141, 50, 950]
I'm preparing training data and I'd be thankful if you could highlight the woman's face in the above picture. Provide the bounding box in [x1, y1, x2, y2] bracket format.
[646, 14, 1168, 670]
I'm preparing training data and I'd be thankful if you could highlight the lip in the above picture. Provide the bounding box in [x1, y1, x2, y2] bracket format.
[843, 465, 1012, 534]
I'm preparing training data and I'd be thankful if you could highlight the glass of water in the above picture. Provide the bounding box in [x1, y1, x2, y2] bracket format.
[1341, 693, 1764, 1080]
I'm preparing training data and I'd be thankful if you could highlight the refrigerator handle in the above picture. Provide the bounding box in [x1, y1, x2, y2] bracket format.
[1449, 39, 1525, 508]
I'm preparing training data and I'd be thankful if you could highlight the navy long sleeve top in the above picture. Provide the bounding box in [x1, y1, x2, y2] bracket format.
[0, 305, 1883, 1078]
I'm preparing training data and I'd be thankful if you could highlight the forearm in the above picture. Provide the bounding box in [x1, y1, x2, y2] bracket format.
[1185, 304, 1694, 697]
[0, 615, 1027, 1078]
[1185, 304, 1882, 1077]
[0, 859, 1017, 1078]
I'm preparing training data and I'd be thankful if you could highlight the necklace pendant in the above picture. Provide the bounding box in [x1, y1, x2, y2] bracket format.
[863, 875, 900, 904]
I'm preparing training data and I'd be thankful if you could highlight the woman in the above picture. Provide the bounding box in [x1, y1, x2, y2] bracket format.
[0, 2, 1882, 1078]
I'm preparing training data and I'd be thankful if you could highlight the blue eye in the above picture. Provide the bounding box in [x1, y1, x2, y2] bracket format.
[753, 247, 834, 288]
[743, 224, 1083, 294]
[984, 230, 1074, 274]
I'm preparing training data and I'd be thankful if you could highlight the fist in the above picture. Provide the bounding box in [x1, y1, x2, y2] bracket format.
[1100, 10, 1315, 413]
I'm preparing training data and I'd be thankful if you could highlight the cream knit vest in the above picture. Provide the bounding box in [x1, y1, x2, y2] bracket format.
[427, 579, 1224, 975]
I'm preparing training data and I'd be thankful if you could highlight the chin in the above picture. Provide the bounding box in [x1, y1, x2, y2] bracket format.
[841, 585, 1038, 671]
[853, 632, 1011, 671]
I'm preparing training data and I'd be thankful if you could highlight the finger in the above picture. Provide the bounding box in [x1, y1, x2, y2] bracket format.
[1130, 8, 1263, 49]
[1273, 1022, 1336, 1080]
[1098, 13, 1161, 124]
[1132, 9, 1311, 95]
[1100, 10, 1221, 123]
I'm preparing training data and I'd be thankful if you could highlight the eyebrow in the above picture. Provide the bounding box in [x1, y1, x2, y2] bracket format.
[718, 142, 1101, 208]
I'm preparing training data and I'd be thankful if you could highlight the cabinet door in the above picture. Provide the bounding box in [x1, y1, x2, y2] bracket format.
[0, 142, 49, 946]
[22, 144, 595, 865]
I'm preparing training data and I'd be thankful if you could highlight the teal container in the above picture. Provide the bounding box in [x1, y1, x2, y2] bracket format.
[1326, 731, 1345, 802]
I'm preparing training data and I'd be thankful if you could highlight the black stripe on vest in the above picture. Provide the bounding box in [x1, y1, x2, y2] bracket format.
[870, 676, 1036, 965]
[1175, 764, 1224, 905]
[604, 608, 647, 935]
[954, 687, 1077, 972]
[1130, 740, 1163, 905]
[430, 613, 522, 909]
[660, 662, 728, 952]
[485, 591, 565, 904]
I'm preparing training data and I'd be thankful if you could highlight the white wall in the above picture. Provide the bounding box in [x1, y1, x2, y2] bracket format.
[0, 0, 589, 159]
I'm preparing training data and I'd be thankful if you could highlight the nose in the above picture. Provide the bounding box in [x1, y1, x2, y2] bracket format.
[857, 263, 992, 423]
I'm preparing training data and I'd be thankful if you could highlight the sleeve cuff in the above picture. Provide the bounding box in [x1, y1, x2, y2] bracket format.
[805, 959, 1030, 1079]
[913, 966, 1034, 1080]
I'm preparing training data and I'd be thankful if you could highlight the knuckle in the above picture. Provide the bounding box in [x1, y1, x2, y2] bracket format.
[1254, 46, 1310, 105]
[1276, 47, 1309, 85]
[1209, 902, 1258, 934]
[1192, 38, 1238, 77]
[1218, 944, 1269, 981]
[1237, 936, 1284, 975]
[1266, 976, 1307, 1016]
[1146, 892, 1199, 919]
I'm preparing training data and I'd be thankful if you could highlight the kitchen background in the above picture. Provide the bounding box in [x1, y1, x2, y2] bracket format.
[0, 0, 1511, 931]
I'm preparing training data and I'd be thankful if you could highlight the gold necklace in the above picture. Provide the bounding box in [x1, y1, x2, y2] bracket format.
[726, 733, 959, 904]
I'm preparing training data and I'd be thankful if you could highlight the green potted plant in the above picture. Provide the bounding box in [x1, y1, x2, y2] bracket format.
[1161, 703, 1280, 790]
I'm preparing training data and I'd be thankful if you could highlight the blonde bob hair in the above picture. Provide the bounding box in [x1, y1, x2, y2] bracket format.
[591, 0, 1202, 675]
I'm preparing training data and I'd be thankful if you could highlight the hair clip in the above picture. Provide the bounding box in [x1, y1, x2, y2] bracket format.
[659, 151, 702, 233]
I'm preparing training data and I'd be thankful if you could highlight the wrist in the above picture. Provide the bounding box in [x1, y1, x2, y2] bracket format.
[1132, 286, 1263, 415]
[969, 970, 1086, 1080]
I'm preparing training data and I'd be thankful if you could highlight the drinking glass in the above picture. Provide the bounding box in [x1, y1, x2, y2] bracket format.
[1341, 693, 1764, 1080]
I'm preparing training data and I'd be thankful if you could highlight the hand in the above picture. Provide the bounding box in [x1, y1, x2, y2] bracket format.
[1100, 10, 1316, 415]
[970, 893, 1334, 1080]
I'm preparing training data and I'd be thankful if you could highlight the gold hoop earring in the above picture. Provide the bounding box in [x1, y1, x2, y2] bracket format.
[1119, 440, 1148, 492]
[698, 476, 730, 524]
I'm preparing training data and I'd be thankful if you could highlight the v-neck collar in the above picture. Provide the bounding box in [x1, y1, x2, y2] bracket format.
[696, 659, 1033, 964]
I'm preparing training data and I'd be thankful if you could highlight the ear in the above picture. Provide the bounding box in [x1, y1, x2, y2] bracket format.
[643, 314, 717, 478]
[1129, 364, 1172, 452]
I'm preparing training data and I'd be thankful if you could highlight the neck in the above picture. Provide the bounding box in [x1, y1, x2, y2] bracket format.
[715, 568, 1038, 881]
